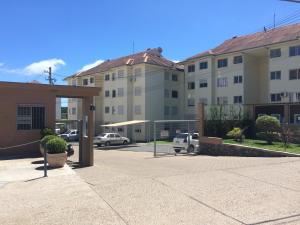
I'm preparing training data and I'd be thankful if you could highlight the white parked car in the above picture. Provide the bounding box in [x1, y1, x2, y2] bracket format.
[173, 133, 199, 153]
[94, 133, 130, 147]
[59, 129, 79, 141]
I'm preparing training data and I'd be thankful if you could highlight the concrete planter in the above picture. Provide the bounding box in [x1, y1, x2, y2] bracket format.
[47, 152, 67, 168]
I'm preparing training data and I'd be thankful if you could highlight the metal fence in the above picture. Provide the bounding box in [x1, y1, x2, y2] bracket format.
[153, 120, 199, 156]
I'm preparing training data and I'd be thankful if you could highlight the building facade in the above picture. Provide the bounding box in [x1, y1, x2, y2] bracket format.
[183, 23, 300, 123]
[65, 48, 184, 141]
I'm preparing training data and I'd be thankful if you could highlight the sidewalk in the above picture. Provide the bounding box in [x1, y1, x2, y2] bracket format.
[0, 157, 126, 225]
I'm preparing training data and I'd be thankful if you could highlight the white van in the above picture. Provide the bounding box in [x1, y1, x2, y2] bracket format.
[173, 133, 199, 153]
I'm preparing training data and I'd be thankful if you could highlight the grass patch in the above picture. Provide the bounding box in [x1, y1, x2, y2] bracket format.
[223, 139, 300, 154]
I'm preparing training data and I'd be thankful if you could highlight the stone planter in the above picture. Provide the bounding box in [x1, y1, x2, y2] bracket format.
[46, 152, 67, 168]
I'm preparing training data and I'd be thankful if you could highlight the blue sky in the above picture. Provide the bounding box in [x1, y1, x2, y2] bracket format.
[0, 0, 299, 85]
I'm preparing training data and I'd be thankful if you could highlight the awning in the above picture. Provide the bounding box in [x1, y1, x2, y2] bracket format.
[101, 120, 150, 127]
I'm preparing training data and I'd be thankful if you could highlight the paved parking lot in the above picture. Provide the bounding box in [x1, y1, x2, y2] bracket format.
[71, 144, 300, 225]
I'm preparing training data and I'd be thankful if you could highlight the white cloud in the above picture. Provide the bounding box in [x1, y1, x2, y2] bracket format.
[0, 58, 66, 76]
[79, 59, 104, 72]
[172, 60, 180, 63]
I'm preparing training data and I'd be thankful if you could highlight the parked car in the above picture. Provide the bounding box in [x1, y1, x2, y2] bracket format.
[59, 129, 79, 142]
[94, 133, 130, 147]
[173, 133, 199, 153]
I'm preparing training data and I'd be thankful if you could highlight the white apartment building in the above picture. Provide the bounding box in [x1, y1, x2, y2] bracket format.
[183, 23, 300, 123]
[65, 48, 184, 140]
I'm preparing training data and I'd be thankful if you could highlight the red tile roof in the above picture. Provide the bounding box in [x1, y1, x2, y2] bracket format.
[186, 23, 300, 61]
[66, 48, 182, 79]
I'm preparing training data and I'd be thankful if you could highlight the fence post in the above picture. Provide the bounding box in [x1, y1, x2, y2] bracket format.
[153, 121, 156, 157]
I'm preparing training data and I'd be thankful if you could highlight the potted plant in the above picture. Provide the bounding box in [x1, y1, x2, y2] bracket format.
[40, 135, 57, 156]
[46, 137, 67, 168]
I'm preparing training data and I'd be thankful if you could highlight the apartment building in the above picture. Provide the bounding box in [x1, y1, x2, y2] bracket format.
[65, 48, 184, 141]
[182, 23, 300, 123]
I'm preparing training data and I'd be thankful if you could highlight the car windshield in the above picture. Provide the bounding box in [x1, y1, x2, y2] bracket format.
[98, 133, 107, 137]
[175, 133, 188, 139]
[64, 130, 72, 134]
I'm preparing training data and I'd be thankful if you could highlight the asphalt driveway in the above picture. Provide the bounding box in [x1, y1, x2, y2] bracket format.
[72, 145, 300, 225]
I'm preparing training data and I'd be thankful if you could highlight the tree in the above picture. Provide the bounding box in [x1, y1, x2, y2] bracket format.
[256, 115, 280, 144]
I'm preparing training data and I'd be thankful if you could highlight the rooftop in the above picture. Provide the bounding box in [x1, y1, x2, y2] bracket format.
[186, 23, 300, 61]
[66, 47, 183, 79]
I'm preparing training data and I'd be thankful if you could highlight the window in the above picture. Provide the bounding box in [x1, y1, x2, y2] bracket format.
[233, 96, 243, 104]
[72, 79, 76, 86]
[90, 77, 94, 84]
[294, 114, 300, 124]
[117, 105, 124, 115]
[188, 64, 195, 73]
[234, 75, 243, 84]
[117, 127, 124, 132]
[233, 56, 243, 64]
[270, 49, 281, 58]
[296, 92, 300, 102]
[270, 71, 281, 80]
[134, 86, 142, 96]
[117, 88, 124, 97]
[217, 77, 228, 87]
[199, 79, 208, 88]
[72, 107, 76, 115]
[270, 93, 283, 102]
[289, 69, 300, 80]
[172, 90, 178, 98]
[199, 98, 208, 105]
[171, 106, 178, 115]
[172, 73, 178, 81]
[118, 70, 124, 78]
[289, 45, 300, 57]
[105, 74, 110, 81]
[217, 96, 228, 105]
[83, 79, 88, 86]
[105, 90, 110, 97]
[105, 107, 110, 114]
[187, 98, 195, 107]
[135, 125, 142, 133]
[112, 90, 116, 98]
[199, 61, 208, 70]
[134, 105, 142, 115]
[188, 82, 195, 90]
[17, 105, 45, 130]
[164, 89, 170, 98]
[164, 71, 170, 80]
[164, 106, 170, 116]
[112, 73, 116, 80]
[134, 68, 142, 77]
[112, 106, 116, 114]
[217, 58, 228, 68]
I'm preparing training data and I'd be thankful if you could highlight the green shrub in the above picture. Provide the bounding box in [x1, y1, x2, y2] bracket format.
[256, 115, 281, 144]
[227, 127, 244, 142]
[41, 135, 57, 148]
[46, 137, 67, 154]
[41, 128, 55, 138]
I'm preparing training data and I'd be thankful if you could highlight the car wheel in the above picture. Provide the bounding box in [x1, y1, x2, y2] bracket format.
[105, 141, 110, 147]
[187, 145, 194, 153]
[174, 148, 181, 153]
[123, 140, 128, 145]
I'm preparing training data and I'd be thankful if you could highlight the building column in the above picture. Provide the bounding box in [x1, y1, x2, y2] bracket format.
[284, 104, 289, 124]
[197, 103, 204, 137]
[81, 96, 94, 166]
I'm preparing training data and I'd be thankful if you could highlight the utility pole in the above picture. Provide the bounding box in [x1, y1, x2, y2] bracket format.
[45, 67, 55, 85]
[274, 13, 276, 29]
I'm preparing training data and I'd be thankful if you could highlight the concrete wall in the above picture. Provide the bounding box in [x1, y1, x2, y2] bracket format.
[0, 88, 56, 154]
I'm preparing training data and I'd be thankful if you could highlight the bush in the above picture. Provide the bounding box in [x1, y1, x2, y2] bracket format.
[41, 128, 55, 138]
[226, 127, 245, 142]
[46, 137, 67, 154]
[41, 135, 57, 148]
[256, 115, 281, 144]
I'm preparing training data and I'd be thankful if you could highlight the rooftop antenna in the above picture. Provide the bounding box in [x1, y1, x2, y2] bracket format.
[273, 13, 276, 29]
[132, 41, 135, 54]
